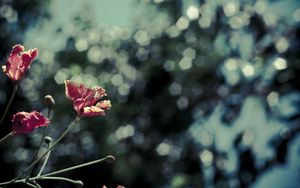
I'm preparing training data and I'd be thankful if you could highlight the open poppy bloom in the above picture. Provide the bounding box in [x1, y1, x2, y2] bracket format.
[65, 80, 112, 117]
[2, 44, 38, 82]
[12, 111, 50, 134]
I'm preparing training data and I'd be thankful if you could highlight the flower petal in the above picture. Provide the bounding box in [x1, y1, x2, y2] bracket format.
[29, 111, 50, 128]
[21, 48, 38, 68]
[96, 100, 112, 111]
[65, 80, 110, 116]
[65, 80, 83, 100]
[3, 44, 38, 82]
[81, 106, 106, 117]
[65, 80, 107, 102]
[11, 44, 24, 55]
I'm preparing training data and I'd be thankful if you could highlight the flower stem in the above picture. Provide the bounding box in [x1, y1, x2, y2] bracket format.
[11, 116, 81, 182]
[29, 126, 48, 176]
[32, 105, 52, 176]
[0, 132, 14, 144]
[25, 178, 42, 188]
[22, 181, 38, 188]
[0, 84, 18, 127]
[0, 154, 112, 186]
[47, 108, 52, 119]
[39, 155, 111, 177]
[35, 176, 83, 186]
[37, 142, 52, 176]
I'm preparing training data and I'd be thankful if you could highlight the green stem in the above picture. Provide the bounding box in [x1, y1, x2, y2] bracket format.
[47, 108, 52, 119]
[32, 106, 52, 176]
[0, 84, 18, 127]
[37, 143, 52, 176]
[25, 178, 42, 188]
[5, 179, 39, 188]
[22, 181, 38, 188]
[39, 155, 111, 177]
[11, 116, 81, 182]
[0, 154, 111, 186]
[0, 132, 13, 144]
[29, 126, 48, 176]
[36, 176, 83, 186]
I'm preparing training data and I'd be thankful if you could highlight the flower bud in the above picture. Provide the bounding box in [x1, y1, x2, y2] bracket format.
[44, 136, 53, 145]
[44, 95, 55, 107]
[105, 155, 116, 163]
[75, 180, 84, 187]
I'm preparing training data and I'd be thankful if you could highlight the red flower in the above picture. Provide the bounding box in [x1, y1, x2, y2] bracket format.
[2, 44, 38, 82]
[65, 80, 112, 117]
[12, 111, 50, 134]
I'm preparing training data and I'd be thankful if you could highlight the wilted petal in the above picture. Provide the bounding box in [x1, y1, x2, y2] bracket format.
[30, 111, 50, 128]
[12, 111, 50, 134]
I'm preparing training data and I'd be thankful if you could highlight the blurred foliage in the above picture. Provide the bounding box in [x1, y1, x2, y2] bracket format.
[1, 0, 300, 188]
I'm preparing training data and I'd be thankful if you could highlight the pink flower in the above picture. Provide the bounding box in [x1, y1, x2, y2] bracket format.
[65, 80, 112, 117]
[102, 186, 125, 188]
[2, 44, 38, 82]
[12, 111, 50, 134]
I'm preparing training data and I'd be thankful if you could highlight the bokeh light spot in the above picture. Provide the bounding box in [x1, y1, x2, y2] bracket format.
[275, 37, 289, 53]
[198, 17, 211, 28]
[242, 64, 255, 77]
[115, 124, 135, 140]
[75, 38, 89, 51]
[273, 57, 287, 70]
[169, 82, 182, 96]
[176, 16, 189, 30]
[134, 30, 150, 46]
[54, 69, 69, 84]
[88, 45, 103, 63]
[224, 58, 238, 71]
[223, 2, 238, 17]
[186, 5, 199, 20]
[293, 8, 300, 21]
[199, 149, 213, 166]
[0, 5, 18, 23]
[118, 83, 130, 96]
[179, 57, 193, 70]
[267, 91, 279, 106]
[176, 96, 189, 110]
[166, 25, 181, 38]
[163, 60, 175, 71]
[111, 74, 124, 86]
[156, 142, 171, 156]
